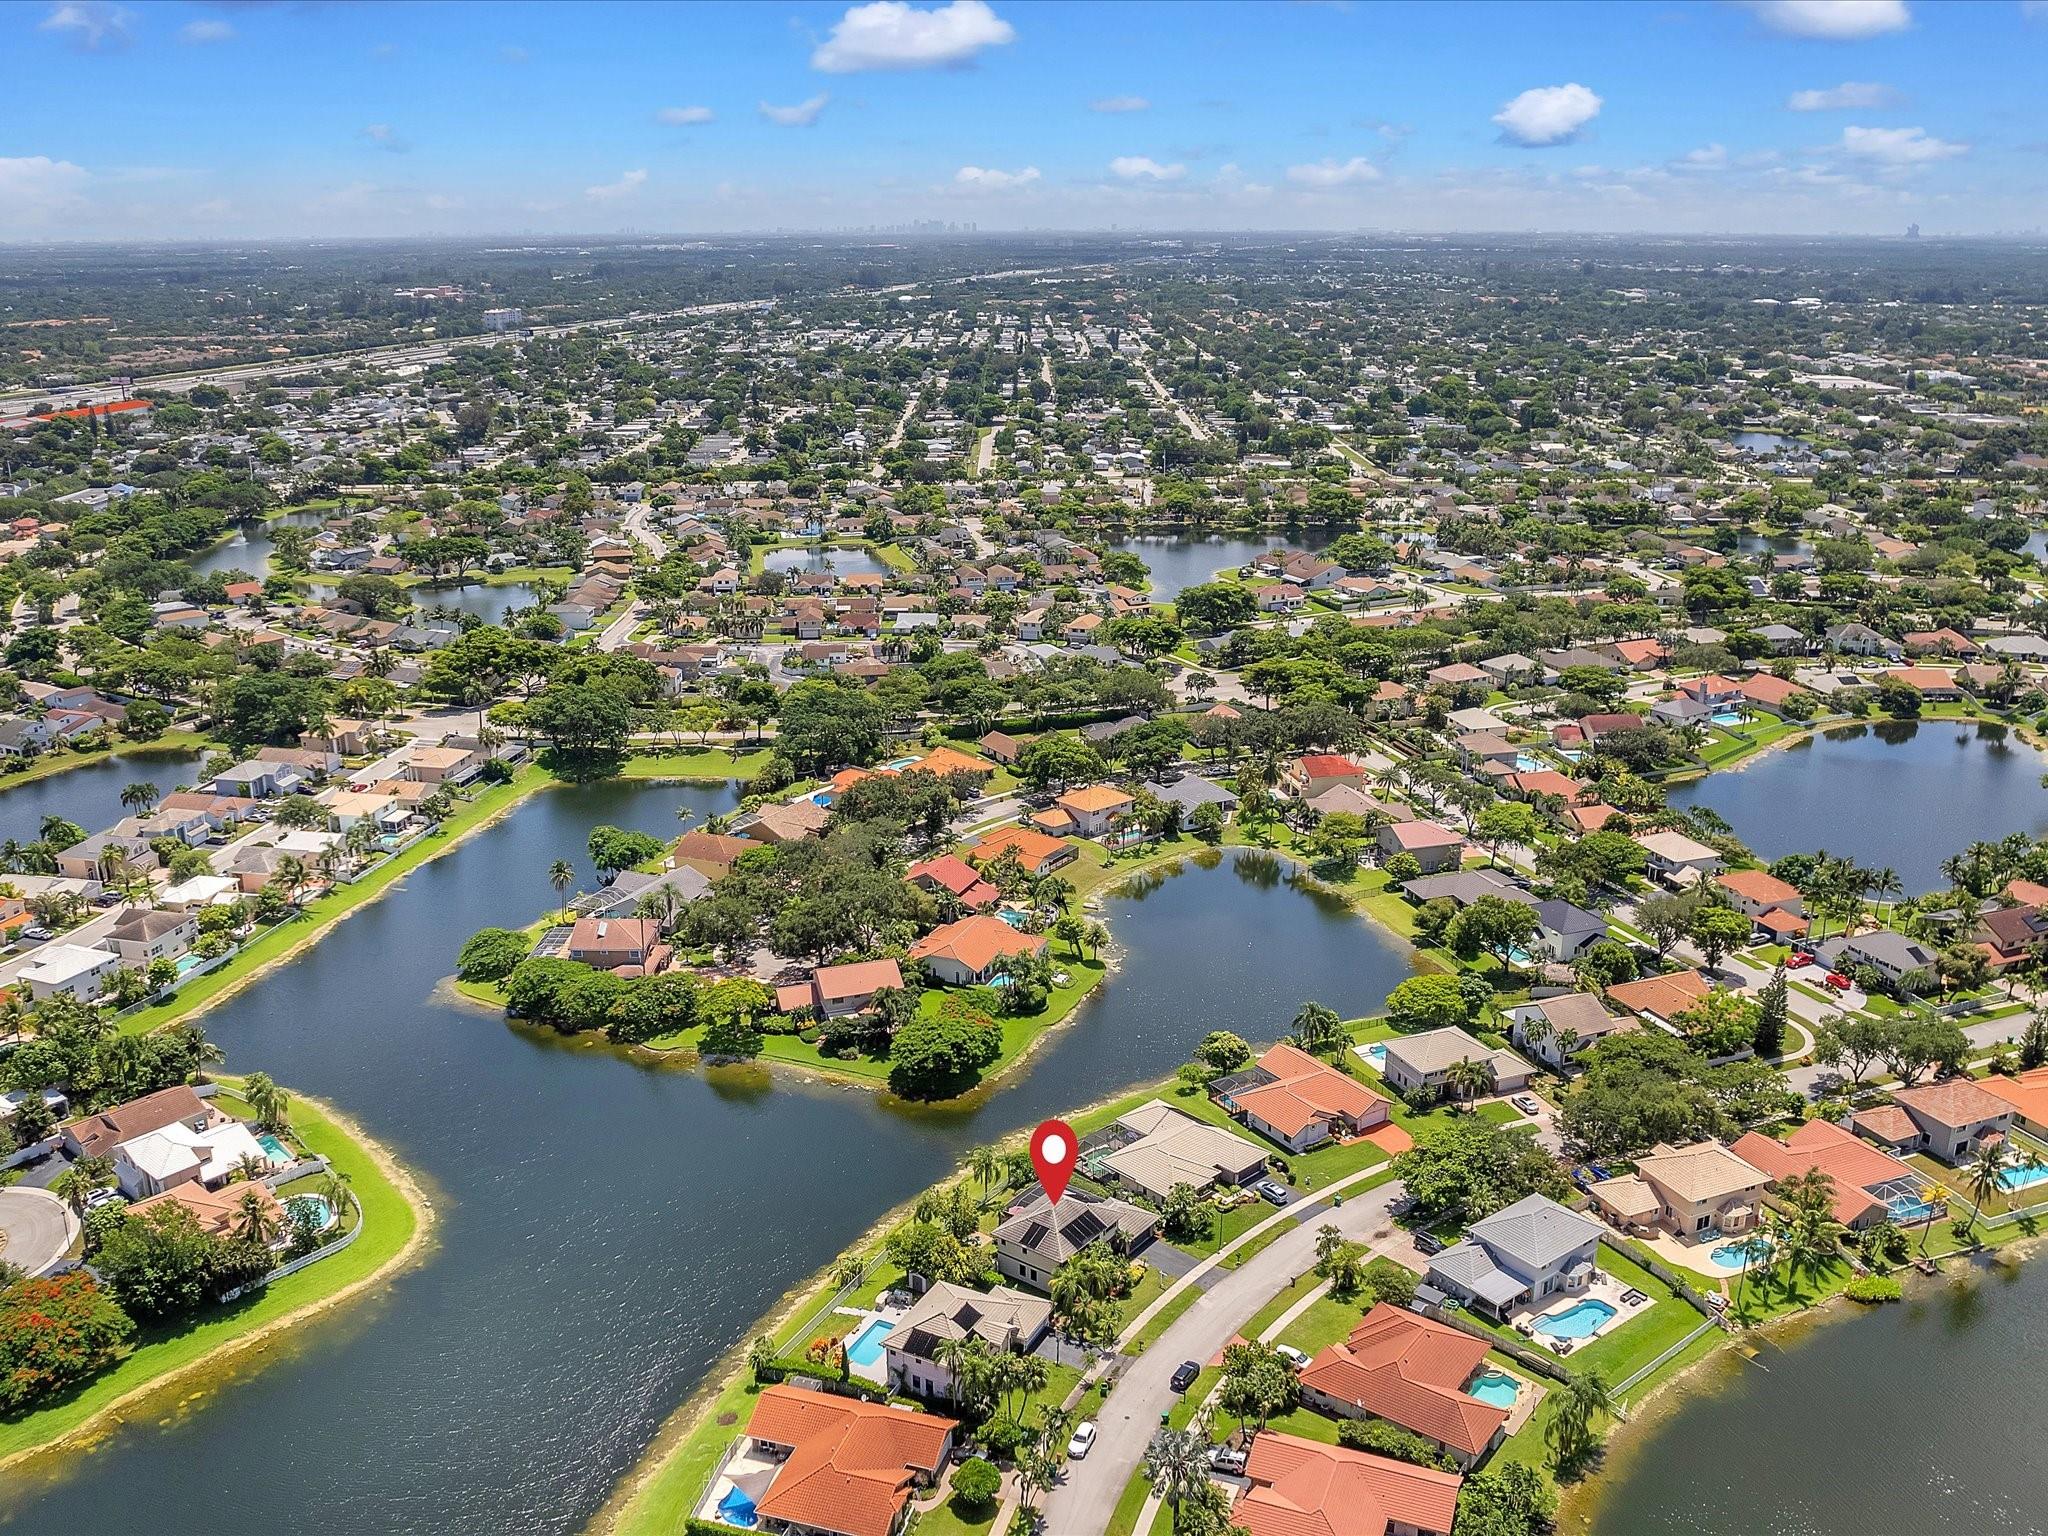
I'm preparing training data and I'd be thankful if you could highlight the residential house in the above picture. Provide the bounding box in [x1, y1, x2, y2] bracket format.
[1506, 993, 1636, 1071]
[1731, 1119, 1930, 1230]
[1233, 1432, 1461, 1536]
[905, 854, 1000, 912]
[104, 908, 198, 966]
[565, 917, 668, 975]
[990, 1187, 1158, 1289]
[1379, 1028, 1532, 1101]
[1820, 930, 1937, 987]
[1213, 1042, 1392, 1153]
[775, 959, 904, 1019]
[670, 831, 758, 881]
[1981, 1064, 2048, 1138]
[1634, 830, 1725, 886]
[19, 942, 122, 1002]
[884, 1281, 1051, 1400]
[1287, 753, 1370, 799]
[1425, 1194, 1605, 1321]
[1090, 1099, 1269, 1202]
[908, 914, 1047, 987]
[1715, 870, 1808, 940]
[735, 1386, 957, 1536]
[60, 1086, 218, 1163]
[1972, 903, 2048, 971]
[1603, 969, 1712, 1030]
[1588, 1141, 1770, 1237]
[1534, 898, 1609, 961]
[1882, 1079, 2015, 1165]
[965, 825, 1076, 877]
[1297, 1304, 1510, 1467]
[114, 1111, 283, 1199]
[1377, 820, 1466, 875]
[1052, 784, 1135, 839]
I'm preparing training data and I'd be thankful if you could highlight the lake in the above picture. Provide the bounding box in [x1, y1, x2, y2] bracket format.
[0, 810, 1417, 1532]
[1732, 430, 1798, 456]
[1665, 720, 2048, 893]
[1588, 1254, 2048, 1536]
[409, 582, 544, 625]
[1734, 532, 1814, 558]
[0, 746, 213, 841]
[761, 545, 890, 579]
[1105, 528, 1338, 600]
[184, 510, 331, 580]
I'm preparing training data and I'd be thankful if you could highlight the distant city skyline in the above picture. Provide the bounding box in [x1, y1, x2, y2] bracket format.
[5, 0, 2046, 241]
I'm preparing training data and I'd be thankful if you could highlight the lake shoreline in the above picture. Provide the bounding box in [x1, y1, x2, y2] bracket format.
[0, 1086, 435, 1482]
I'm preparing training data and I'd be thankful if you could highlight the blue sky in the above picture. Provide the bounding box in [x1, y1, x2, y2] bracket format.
[4, 0, 2045, 239]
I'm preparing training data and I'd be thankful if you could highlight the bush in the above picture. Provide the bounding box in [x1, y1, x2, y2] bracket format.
[0, 1272, 134, 1410]
[1844, 1275, 1903, 1305]
[1336, 1416, 1454, 1470]
[457, 927, 529, 983]
[952, 1457, 1003, 1509]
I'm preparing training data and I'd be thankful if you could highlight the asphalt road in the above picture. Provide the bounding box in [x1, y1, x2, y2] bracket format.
[0, 1186, 79, 1277]
[1042, 1180, 1405, 1534]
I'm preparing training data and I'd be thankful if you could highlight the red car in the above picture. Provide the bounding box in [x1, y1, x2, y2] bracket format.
[1824, 972, 1852, 991]
[1789, 950, 1816, 968]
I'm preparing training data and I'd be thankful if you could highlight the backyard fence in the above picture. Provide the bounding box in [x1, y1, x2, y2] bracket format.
[1428, 1308, 1578, 1387]
[217, 1187, 364, 1303]
[1602, 1233, 1719, 1321]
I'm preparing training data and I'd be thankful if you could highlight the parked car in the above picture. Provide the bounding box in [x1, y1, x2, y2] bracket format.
[1274, 1344, 1312, 1371]
[1254, 1179, 1291, 1206]
[22, 926, 53, 942]
[1169, 1360, 1201, 1393]
[1510, 1093, 1541, 1114]
[1414, 1230, 1446, 1256]
[1067, 1421, 1097, 1460]
[1825, 971, 1852, 991]
[1207, 1445, 1248, 1475]
[1790, 949, 1816, 967]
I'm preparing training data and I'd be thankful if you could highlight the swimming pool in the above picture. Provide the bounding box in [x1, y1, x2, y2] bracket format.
[715, 1486, 758, 1528]
[1513, 752, 1547, 773]
[1709, 1238, 1769, 1270]
[997, 908, 1030, 929]
[258, 1133, 292, 1163]
[1887, 1194, 1937, 1223]
[285, 1193, 337, 1233]
[1710, 708, 1747, 727]
[846, 1318, 895, 1369]
[1997, 1158, 2048, 1193]
[1467, 1370, 1519, 1408]
[1533, 1299, 1616, 1340]
[1356, 1042, 1388, 1072]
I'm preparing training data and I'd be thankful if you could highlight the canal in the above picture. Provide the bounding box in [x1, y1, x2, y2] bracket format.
[1588, 1254, 2048, 1536]
[0, 792, 1418, 1533]
[1665, 719, 2048, 894]
[0, 746, 213, 842]
[1105, 527, 1338, 601]
[184, 510, 332, 580]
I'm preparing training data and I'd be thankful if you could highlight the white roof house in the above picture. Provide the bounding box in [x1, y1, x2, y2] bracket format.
[20, 943, 122, 1001]
[114, 1116, 285, 1198]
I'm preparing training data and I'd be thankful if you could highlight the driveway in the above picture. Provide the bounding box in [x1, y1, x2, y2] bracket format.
[0, 1186, 80, 1276]
[1042, 1180, 1406, 1535]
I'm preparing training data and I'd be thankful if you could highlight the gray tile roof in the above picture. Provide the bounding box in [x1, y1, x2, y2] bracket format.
[1464, 1194, 1604, 1271]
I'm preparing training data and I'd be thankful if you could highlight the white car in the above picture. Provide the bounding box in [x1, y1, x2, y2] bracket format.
[1067, 1421, 1097, 1460]
[1274, 1344, 1312, 1371]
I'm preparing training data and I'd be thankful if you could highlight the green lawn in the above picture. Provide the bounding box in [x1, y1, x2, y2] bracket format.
[0, 1082, 421, 1467]
[617, 748, 773, 780]
[915, 1492, 999, 1536]
[1274, 1295, 1366, 1358]
[118, 763, 555, 1036]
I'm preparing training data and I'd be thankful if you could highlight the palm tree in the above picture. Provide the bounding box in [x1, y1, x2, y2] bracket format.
[53, 1155, 115, 1215]
[1082, 921, 1109, 961]
[1143, 1425, 1212, 1520]
[233, 1189, 282, 1247]
[1030, 874, 1075, 912]
[548, 859, 576, 907]
[968, 1145, 1003, 1206]
[1964, 1138, 2012, 1236]
[119, 781, 160, 816]
[273, 854, 312, 907]
[1444, 1056, 1495, 1110]
[243, 1071, 289, 1132]
[1544, 1368, 1613, 1470]
[1289, 1000, 1345, 1057]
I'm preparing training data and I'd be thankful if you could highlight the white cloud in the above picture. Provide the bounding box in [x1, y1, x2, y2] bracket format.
[1746, 1, 1910, 39]
[0, 156, 90, 229]
[953, 164, 1041, 191]
[38, 3, 135, 52]
[1492, 83, 1602, 147]
[811, 0, 1014, 73]
[360, 124, 409, 154]
[657, 105, 716, 125]
[1680, 143, 1729, 169]
[759, 94, 829, 127]
[585, 168, 649, 202]
[1840, 124, 1967, 165]
[1109, 156, 1185, 181]
[179, 17, 233, 44]
[1286, 155, 1382, 187]
[1787, 81, 1903, 111]
[1090, 95, 1150, 114]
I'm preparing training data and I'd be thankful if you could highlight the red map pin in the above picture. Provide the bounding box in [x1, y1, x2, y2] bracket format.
[1030, 1119, 1078, 1204]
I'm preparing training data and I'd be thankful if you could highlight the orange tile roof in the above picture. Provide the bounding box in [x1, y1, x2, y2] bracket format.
[747, 1385, 956, 1536]
[1716, 869, 1802, 906]
[912, 746, 994, 778]
[1230, 1043, 1389, 1140]
[1892, 1077, 2016, 1129]
[1731, 1119, 1905, 1226]
[906, 855, 999, 909]
[967, 825, 1070, 872]
[1296, 754, 1363, 780]
[1604, 968, 1710, 1021]
[1981, 1066, 2048, 1128]
[908, 914, 1047, 974]
[1297, 1304, 1504, 1459]
[1057, 783, 1136, 814]
[1237, 1428, 1462, 1536]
